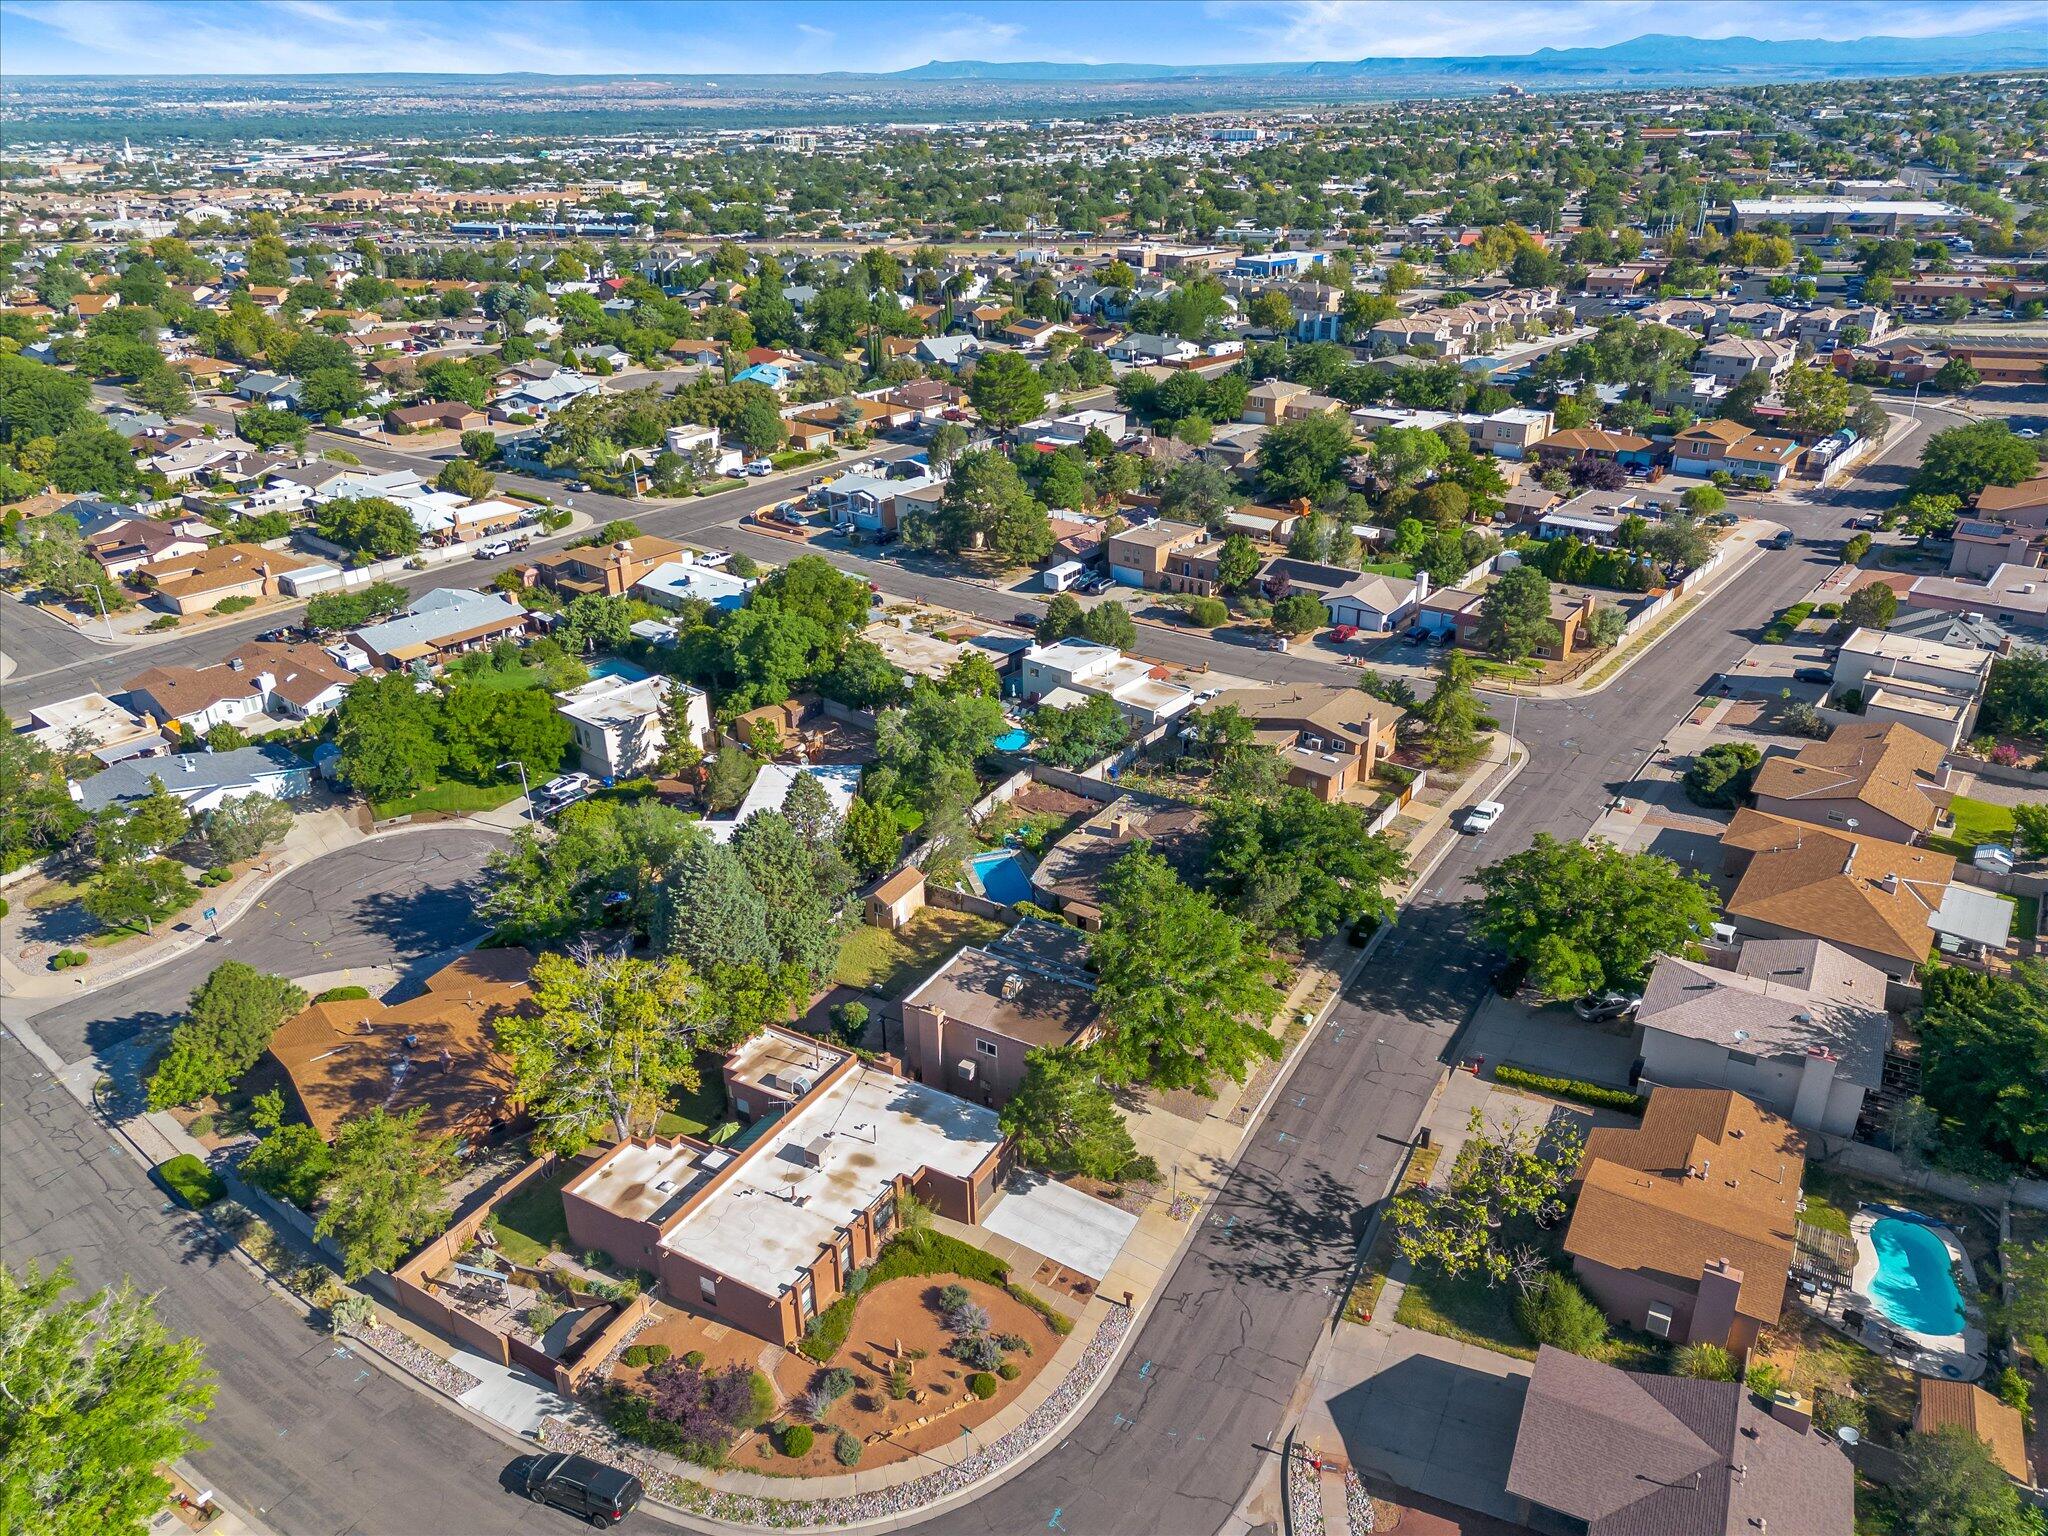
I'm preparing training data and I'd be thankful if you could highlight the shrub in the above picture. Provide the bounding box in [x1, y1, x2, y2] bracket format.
[968, 1372, 1000, 1400]
[937, 1283, 970, 1312]
[682, 1349, 706, 1369]
[943, 1298, 991, 1336]
[995, 1333, 1031, 1354]
[888, 1359, 913, 1399]
[146, 613, 181, 631]
[215, 595, 257, 615]
[188, 1114, 215, 1139]
[313, 985, 372, 1003]
[1188, 596, 1228, 627]
[622, 1343, 671, 1369]
[158, 1154, 224, 1209]
[1515, 1273, 1609, 1356]
[1745, 1362, 1784, 1400]
[50, 949, 89, 971]
[1995, 1365, 2030, 1419]
[526, 1302, 561, 1335]
[1815, 1387, 1869, 1437]
[998, 1361, 1021, 1381]
[780, 1423, 815, 1458]
[327, 1293, 376, 1335]
[1674, 1343, 1739, 1381]
[950, 1333, 1003, 1371]
[831, 1000, 869, 1044]
[1007, 1282, 1073, 1334]
[834, 1430, 862, 1466]
[1492, 1064, 1647, 1114]
[814, 1366, 855, 1405]
[1683, 741, 1761, 809]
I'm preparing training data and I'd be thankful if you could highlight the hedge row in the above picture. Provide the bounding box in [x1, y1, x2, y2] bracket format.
[1493, 1063, 1648, 1115]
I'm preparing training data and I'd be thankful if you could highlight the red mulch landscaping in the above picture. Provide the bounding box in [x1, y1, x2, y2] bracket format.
[746, 1275, 1062, 1476]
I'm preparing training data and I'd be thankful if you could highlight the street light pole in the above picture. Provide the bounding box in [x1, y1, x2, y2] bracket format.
[496, 759, 535, 825]
[89, 582, 114, 641]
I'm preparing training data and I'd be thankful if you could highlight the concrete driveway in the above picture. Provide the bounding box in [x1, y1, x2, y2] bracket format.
[1457, 992, 1640, 1089]
[1306, 1326, 1532, 1526]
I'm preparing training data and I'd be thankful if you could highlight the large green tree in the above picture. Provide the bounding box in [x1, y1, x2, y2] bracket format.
[1089, 847, 1284, 1095]
[496, 947, 712, 1154]
[1908, 421, 2040, 502]
[1886, 1425, 2046, 1536]
[0, 1261, 214, 1536]
[315, 1108, 458, 1280]
[335, 673, 447, 802]
[1918, 961, 2048, 1175]
[146, 962, 308, 1110]
[967, 351, 1046, 432]
[1204, 789, 1406, 941]
[1259, 412, 1356, 503]
[919, 450, 1053, 563]
[1472, 835, 1718, 1001]
[1474, 565, 1554, 661]
[1000, 1048, 1155, 1182]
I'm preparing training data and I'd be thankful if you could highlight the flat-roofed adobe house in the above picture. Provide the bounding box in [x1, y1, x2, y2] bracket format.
[901, 919, 1102, 1109]
[1562, 1087, 1805, 1354]
[562, 1029, 1011, 1349]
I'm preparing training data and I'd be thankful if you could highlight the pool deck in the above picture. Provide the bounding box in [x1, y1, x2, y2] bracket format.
[1841, 1203, 1987, 1382]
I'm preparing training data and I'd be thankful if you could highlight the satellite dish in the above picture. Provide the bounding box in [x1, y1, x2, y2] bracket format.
[1836, 1426, 1861, 1448]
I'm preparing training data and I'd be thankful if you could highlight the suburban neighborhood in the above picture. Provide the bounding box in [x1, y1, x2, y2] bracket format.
[5, 9, 2048, 1536]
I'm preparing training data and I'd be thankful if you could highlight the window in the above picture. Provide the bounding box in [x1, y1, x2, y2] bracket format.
[797, 1278, 815, 1322]
[975, 1038, 999, 1059]
[839, 1237, 854, 1277]
[875, 1193, 897, 1236]
[699, 1276, 718, 1306]
[1645, 1303, 1673, 1339]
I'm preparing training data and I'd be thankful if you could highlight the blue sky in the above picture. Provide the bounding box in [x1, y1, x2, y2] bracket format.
[3, 0, 2043, 76]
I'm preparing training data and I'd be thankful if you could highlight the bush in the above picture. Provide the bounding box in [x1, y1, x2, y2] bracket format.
[888, 1359, 913, 1399]
[313, 985, 372, 1003]
[1674, 1343, 1739, 1380]
[967, 1372, 1000, 1400]
[1188, 596, 1228, 627]
[215, 595, 257, 615]
[1745, 1362, 1783, 1400]
[780, 1423, 815, 1458]
[998, 1361, 1021, 1381]
[327, 1293, 376, 1335]
[188, 1114, 215, 1140]
[831, 1000, 869, 1044]
[1814, 1387, 1868, 1437]
[526, 1302, 561, 1335]
[622, 1343, 672, 1369]
[1682, 741, 1761, 809]
[995, 1332, 1030, 1354]
[1995, 1365, 2031, 1419]
[943, 1298, 991, 1336]
[682, 1349, 706, 1368]
[834, 1430, 862, 1466]
[50, 949, 89, 971]
[1492, 1064, 1648, 1114]
[1007, 1282, 1074, 1334]
[950, 1333, 1004, 1371]
[1515, 1273, 1609, 1356]
[146, 613, 181, 631]
[158, 1154, 223, 1209]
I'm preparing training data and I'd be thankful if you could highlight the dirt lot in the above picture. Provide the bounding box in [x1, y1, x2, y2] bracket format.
[746, 1275, 1063, 1476]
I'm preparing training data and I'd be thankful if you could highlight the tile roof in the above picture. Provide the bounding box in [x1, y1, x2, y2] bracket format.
[1748, 721, 1949, 837]
[1722, 808, 1955, 967]
[1566, 1088, 1806, 1328]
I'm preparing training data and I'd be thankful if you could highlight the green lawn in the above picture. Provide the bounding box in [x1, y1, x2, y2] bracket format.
[2007, 894, 2039, 946]
[371, 779, 523, 820]
[1395, 1264, 1537, 1361]
[654, 1063, 730, 1140]
[834, 909, 1006, 999]
[1925, 794, 2016, 857]
[489, 1164, 576, 1266]
[1356, 560, 1417, 579]
[458, 662, 555, 693]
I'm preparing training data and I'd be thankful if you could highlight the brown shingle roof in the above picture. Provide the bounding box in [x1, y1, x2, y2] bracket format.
[1721, 808, 1954, 967]
[266, 949, 532, 1142]
[1916, 1380, 2029, 1483]
[1566, 1088, 1805, 1328]
[1749, 721, 1949, 838]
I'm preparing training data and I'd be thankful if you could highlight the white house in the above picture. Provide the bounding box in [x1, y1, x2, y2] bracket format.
[634, 553, 757, 613]
[702, 762, 862, 843]
[553, 673, 711, 779]
[1020, 638, 1195, 727]
[1324, 571, 1431, 633]
[72, 743, 314, 816]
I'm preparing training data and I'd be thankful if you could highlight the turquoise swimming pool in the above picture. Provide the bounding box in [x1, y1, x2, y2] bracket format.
[1867, 1216, 1967, 1337]
[588, 657, 651, 682]
[968, 850, 1033, 906]
[993, 727, 1031, 753]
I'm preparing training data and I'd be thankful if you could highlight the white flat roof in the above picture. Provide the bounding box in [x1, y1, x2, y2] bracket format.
[980, 1171, 1137, 1283]
[571, 1139, 724, 1226]
[704, 761, 861, 844]
[659, 1066, 1001, 1297]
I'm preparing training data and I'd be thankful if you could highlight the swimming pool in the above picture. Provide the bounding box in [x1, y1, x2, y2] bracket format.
[993, 727, 1031, 753]
[1866, 1216, 1968, 1338]
[588, 657, 651, 683]
[968, 850, 1034, 906]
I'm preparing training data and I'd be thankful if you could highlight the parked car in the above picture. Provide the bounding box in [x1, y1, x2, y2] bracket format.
[1572, 991, 1640, 1022]
[254, 627, 298, 644]
[1458, 800, 1504, 835]
[744, 458, 773, 476]
[1795, 667, 1833, 686]
[1016, 611, 1039, 627]
[509, 1453, 643, 1526]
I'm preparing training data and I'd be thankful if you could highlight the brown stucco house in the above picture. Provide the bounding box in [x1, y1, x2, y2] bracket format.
[530, 535, 687, 598]
[1202, 684, 1405, 803]
[900, 919, 1100, 1109]
[562, 1028, 1010, 1349]
[1562, 1087, 1806, 1354]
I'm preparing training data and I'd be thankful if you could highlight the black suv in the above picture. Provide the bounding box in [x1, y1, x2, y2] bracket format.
[511, 1453, 643, 1526]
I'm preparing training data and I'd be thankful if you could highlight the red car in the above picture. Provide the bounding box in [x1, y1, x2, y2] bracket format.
[1330, 624, 1360, 643]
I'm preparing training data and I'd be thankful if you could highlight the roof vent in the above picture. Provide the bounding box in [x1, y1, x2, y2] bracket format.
[1000, 973, 1024, 1001]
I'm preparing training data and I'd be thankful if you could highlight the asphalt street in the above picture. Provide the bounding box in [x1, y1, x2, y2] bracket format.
[22, 828, 504, 1073]
[0, 402, 1970, 1535]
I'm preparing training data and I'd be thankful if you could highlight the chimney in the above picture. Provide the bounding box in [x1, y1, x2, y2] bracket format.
[1769, 1390, 1812, 1435]
[1879, 872, 1899, 894]
[1690, 1257, 1745, 1350]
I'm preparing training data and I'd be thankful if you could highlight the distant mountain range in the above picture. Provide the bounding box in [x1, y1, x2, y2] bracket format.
[881, 28, 2048, 84]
